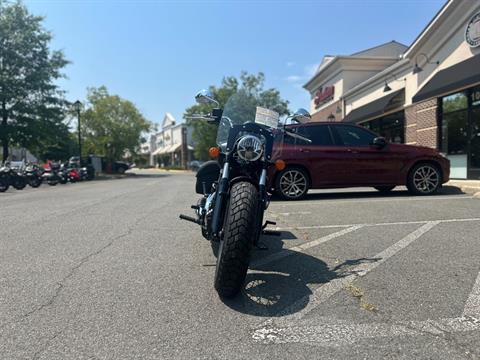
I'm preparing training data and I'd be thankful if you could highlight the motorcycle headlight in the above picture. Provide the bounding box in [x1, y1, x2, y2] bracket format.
[236, 135, 264, 162]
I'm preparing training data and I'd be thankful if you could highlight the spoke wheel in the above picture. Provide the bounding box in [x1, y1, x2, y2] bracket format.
[276, 168, 309, 200]
[408, 163, 441, 195]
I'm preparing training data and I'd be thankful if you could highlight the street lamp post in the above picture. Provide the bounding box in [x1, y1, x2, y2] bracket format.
[73, 100, 83, 164]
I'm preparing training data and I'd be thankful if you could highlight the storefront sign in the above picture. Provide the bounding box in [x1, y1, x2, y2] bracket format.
[314, 86, 334, 108]
[465, 12, 480, 48]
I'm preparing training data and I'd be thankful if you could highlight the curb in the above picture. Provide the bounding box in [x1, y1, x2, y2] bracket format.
[445, 181, 480, 197]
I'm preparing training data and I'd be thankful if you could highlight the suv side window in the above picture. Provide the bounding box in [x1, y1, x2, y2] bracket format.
[333, 125, 375, 146]
[296, 125, 334, 146]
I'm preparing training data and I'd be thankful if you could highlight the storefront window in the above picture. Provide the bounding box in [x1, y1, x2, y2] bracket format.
[471, 86, 480, 107]
[441, 111, 468, 155]
[470, 108, 480, 179]
[440, 87, 480, 180]
[442, 92, 468, 113]
[359, 110, 404, 143]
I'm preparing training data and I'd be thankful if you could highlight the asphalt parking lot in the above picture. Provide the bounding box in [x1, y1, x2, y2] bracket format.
[0, 172, 479, 359]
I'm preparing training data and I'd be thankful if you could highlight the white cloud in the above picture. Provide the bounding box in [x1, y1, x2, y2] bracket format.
[285, 75, 303, 83]
[286, 61, 295, 67]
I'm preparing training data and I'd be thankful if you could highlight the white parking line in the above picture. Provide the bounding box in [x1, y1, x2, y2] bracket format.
[253, 316, 480, 344]
[254, 221, 440, 330]
[274, 217, 480, 231]
[463, 269, 480, 317]
[273, 211, 312, 217]
[251, 225, 363, 268]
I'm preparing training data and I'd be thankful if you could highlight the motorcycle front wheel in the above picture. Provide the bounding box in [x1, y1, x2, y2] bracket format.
[29, 177, 42, 188]
[214, 181, 258, 298]
[0, 178, 9, 192]
[13, 177, 27, 190]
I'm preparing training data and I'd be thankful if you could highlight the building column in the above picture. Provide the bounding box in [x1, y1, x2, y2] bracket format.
[405, 98, 438, 149]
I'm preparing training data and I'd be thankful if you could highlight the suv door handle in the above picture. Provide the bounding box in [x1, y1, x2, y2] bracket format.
[347, 148, 359, 154]
[299, 148, 310, 153]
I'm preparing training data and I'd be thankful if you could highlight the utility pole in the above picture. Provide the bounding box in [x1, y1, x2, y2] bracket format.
[73, 100, 83, 164]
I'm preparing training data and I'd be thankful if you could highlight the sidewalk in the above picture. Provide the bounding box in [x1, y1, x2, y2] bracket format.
[129, 167, 191, 174]
[446, 180, 480, 198]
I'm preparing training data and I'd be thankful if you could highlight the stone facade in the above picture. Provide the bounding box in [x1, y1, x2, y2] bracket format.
[311, 100, 343, 122]
[404, 98, 438, 148]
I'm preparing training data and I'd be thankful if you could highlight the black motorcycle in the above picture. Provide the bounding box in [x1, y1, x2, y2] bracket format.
[0, 163, 10, 192]
[25, 163, 44, 188]
[42, 162, 66, 186]
[0, 162, 27, 191]
[180, 89, 311, 298]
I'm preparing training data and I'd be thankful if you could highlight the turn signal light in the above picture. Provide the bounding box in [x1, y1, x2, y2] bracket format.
[275, 159, 286, 171]
[209, 147, 220, 158]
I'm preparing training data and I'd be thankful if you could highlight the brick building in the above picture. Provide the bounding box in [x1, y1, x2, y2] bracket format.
[304, 0, 480, 180]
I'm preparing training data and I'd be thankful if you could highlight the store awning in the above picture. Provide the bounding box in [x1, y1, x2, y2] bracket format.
[413, 55, 480, 103]
[152, 148, 163, 156]
[343, 89, 404, 123]
[170, 143, 182, 152]
[152, 147, 167, 155]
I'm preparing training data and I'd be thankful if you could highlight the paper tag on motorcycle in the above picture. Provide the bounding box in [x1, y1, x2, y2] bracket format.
[255, 107, 279, 128]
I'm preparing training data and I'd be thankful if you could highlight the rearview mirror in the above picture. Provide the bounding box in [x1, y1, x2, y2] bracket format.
[291, 108, 311, 123]
[371, 137, 387, 148]
[195, 89, 219, 106]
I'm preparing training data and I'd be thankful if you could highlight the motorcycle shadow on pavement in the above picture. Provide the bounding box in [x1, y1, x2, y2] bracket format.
[221, 232, 380, 317]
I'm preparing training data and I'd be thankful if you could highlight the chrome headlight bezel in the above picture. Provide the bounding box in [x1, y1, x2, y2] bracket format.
[236, 135, 264, 162]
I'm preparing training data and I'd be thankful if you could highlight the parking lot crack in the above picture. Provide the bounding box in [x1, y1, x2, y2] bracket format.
[31, 330, 62, 360]
[17, 214, 147, 322]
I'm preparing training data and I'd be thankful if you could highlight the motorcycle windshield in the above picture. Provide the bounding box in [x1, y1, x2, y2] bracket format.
[216, 90, 284, 160]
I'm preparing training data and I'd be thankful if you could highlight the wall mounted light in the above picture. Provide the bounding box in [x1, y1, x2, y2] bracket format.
[412, 53, 439, 74]
[327, 113, 335, 122]
[383, 81, 392, 93]
[383, 73, 407, 93]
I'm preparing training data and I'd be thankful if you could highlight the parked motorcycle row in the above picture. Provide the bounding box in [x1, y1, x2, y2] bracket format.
[0, 161, 95, 193]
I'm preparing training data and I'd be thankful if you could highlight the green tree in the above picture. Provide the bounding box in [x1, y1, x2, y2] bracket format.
[81, 86, 151, 162]
[0, 0, 69, 160]
[184, 72, 289, 160]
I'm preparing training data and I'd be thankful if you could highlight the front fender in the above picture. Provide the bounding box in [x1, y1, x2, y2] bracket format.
[230, 176, 259, 190]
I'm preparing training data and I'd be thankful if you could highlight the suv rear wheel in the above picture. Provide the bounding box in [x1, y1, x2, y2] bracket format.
[275, 167, 309, 200]
[407, 163, 441, 195]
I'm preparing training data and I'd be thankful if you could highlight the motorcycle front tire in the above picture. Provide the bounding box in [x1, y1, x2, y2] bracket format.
[29, 178, 42, 188]
[13, 178, 27, 190]
[0, 179, 9, 192]
[214, 181, 258, 298]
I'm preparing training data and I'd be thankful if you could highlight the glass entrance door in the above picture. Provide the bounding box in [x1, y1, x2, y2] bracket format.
[441, 92, 469, 179]
[469, 107, 480, 179]
[440, 87, 480, 179]
[441, 110, 468, 179]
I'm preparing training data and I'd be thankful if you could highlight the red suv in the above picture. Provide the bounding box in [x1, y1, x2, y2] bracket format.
[270, 122, 450, 200]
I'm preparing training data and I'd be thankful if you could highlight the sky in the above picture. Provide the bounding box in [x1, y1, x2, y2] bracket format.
[24, 0, 446, 128]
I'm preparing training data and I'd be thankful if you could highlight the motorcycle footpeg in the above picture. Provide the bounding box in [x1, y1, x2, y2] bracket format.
[179, 214, 202, 225]
[262, 220, 277, 230]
